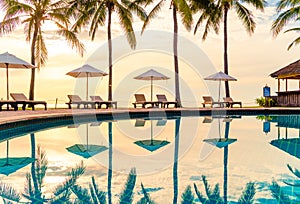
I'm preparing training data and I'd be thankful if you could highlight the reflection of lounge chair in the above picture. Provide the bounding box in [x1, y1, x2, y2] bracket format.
[156, 94, 178, 108]
[90, 96, 117, 109]
[66, 95, 96, 109]
[223, 97, 242, 108]
[10, 93, 47, 110]
[132, 94, 158, 108]
[202, 116, 213, 123]
[202, 96, 225, 108]
[135, 119, 146, 127]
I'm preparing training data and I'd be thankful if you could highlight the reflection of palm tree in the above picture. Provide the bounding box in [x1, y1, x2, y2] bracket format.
[108, 122, 113, 204]
[173, 118, 180, 203]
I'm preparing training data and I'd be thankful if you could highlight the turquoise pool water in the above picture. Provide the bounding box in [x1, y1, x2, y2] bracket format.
[0, 115, 300, 203]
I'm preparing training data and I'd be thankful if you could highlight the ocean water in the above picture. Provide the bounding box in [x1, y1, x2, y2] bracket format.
[0, 115, 299, 203]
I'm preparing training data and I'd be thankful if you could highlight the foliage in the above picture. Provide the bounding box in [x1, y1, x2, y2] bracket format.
[194, 175, 224, 204]
[238, 182, 256, 204]
[255, 115, 274, 121]
[119, 168, 136, 204]
[181, 185, 195, 204]
[272, 0, 300, 50]
[136, 183, 156, 204]
[269, 164, 300, 203]
[255, 97, 277, 107]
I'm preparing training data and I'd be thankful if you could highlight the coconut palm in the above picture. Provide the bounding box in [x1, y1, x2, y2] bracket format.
[68, 0, 146, 101]
[0, 0, 85, 100]
[272, 0, 300, 50]
[192, 0, 265, 97]
[141, 0, 192, 107]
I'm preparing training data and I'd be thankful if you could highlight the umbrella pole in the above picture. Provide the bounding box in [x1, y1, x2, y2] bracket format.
[6, 64, 9, 110]
[86, 124, 89, 150]
[151, 120, 153, 145]
[151, 77, 153, 101]
[86, 74, 89, 101]
[6, 140, 9, 165]
[218, 80, 221, 102]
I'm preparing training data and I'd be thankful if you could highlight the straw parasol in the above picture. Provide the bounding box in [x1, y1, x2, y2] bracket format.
[134, 68, 170, 101]
[0, 52, 36, 100]
[204, 71, 237, 102]
[66, 64, 108, 100]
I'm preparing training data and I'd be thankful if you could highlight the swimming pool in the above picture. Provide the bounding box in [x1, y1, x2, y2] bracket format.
[0, 114, 299, 203]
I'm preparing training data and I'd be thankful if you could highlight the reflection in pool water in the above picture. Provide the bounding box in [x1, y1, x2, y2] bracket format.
[0, 115, 300, 203]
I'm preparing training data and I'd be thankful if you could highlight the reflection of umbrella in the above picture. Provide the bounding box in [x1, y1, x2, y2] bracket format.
[0, 140, 35, 176]
[134, 68, 170, 101]
[66, 64, 108, 100]
[204, 71, 237, 102]
[66, 144, 108, 159]
[134, 120, 170, 152]
[0, 52, 35, 100]
[203, 118, 237, 148]
[66, 123, 108, 159]
[270, 138, 300, 159]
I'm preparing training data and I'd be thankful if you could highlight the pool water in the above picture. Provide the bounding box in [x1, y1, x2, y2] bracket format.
[0, 115, 300, 203]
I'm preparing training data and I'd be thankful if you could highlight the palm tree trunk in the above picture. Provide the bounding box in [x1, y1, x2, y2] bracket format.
[108, 122, 113, 204]
[173, 5, 182, 107]
[108, 6, 113, 101]
[224, 7, 230, 97]
[173, 119, 180, 204]
[29, 28, 38, 101]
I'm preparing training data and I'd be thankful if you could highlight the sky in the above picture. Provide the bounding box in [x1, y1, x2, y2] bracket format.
[0, 0, 299, 107]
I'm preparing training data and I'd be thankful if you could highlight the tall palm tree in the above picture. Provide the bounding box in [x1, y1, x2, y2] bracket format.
[69, 0, 146, 101]
[0, 0, 85, 100]
[272, 0, 300, 50]
[142, 0, 192, 107]
[192, 0, 265, 97]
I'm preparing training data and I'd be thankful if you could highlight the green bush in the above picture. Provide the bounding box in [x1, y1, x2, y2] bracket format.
[255, 97, 277, 107]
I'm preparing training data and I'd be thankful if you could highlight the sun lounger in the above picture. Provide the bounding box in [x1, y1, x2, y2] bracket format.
[90, 96, 117, 109]
[202, 96, 226, 108]
[10, 93, 47, 110]
[156, 94, 178, 108]
[0, 100, 18, 111]
[66, 95, 96, 109]
[223, 97, 242, 108]
[132, 94, 159, 108]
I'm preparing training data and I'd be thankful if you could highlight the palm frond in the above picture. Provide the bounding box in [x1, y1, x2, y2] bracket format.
[269, 180, 292, 204]
[276, 0, 299, 11]
[35, 145, 48, 190]
[23, 17, 34, 41]
[122, 0, 147, 21]
[234, 1, 256, 34]
[287, 37, 300, 50]
[174, 0, 193, 31]
[89, 1, 107, 40]
[53, 161, 85, 197]
[56, 28, 85, 57]
[35, 30, 48, 68]
[0, 16, 21, 35]
[181, 185, 195, 204]
[238, 182, 256, 204]
[287, 164, 300, 178]
[24, 173, 34, 199]
[119, 168, 137, 204]
[115, 2, 136, 49]
[89, 176, 106, 204]
[0, 183, 21, 203]
[193, 183, 207, 203]
[241, 0, 265, 11]
[71, 184, 91, 203]
[141, 0, 164, 33]
[272, 6, 300, 36]
[136, 182, 156, 204]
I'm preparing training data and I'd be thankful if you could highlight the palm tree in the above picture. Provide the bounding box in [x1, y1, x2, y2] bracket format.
[272, 0, 300, 50]
[192, 0, 265, 97]
[0, 0, 85, 100]
[141, 0, 192, 107]
[69, 0, 146, 101]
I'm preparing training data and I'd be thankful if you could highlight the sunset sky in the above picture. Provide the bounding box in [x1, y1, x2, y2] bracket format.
[0, 0, 299, 107]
